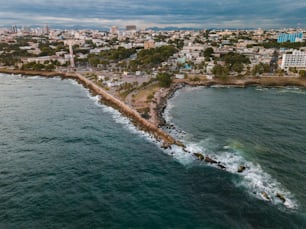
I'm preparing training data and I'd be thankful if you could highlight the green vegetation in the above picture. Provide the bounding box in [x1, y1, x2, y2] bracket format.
[252, 63, 270, 75]
[212, 64, 229, 78]
[156, 72, 172, 87]
[147, 93, 154, 101]
[168, 39, 184, 49]
[0, 41, 35, 66]
[221, 52, 250, 72]
[87, 47, 137, 67]
[299, 70, 306, 78]
[21, 61, 55, 71]
[128, 45, 177, 71]
[154, 34, 169, 42]
[202, 48, 214, 61]
[100, 47, 136, 61]
[38, 42, 56, 56]
[247, 39, 306, 49]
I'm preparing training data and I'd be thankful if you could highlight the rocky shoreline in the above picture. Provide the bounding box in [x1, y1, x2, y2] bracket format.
[1, 68, 304, 206]
[153, 77, 306, 128]
[151, 76, 306, 206]
[0, 68, 179, 148]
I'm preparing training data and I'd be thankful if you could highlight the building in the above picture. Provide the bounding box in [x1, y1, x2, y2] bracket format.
[144, 40, 155, 49]
[43, 24, 50, 35]
[10, 25, 17, 33]
[110, 26, 119, 35]
[281, 51, 306, 70]
[126, 25, 136, 31]
[277, 32, 303, 43]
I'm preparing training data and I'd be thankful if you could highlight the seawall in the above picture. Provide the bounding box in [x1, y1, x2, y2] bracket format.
[74, 73, 177, 146]
[0, 68, 177, 147]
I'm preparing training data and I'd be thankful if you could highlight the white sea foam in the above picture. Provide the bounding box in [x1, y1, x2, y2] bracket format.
[26, 76, 43, 80]
[80, 85, 196, 165]
[67, 78, 80, 86]
[176, 137, 298, 209]
[255, 87, 269, 91]
[72, 78, 298, 209]
[278, 88, 306, 94]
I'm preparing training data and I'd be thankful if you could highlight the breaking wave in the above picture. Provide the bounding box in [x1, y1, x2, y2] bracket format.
[77, 79, 298, 209]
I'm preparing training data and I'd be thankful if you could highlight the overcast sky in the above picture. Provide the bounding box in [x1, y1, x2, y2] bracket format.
[1, 0, 306, 29]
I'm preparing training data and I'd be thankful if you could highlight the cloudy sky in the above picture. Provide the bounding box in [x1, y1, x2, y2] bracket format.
[1, 0, 306, 29]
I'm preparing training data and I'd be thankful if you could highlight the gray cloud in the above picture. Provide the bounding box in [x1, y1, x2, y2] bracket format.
[1, 0, 306, 28]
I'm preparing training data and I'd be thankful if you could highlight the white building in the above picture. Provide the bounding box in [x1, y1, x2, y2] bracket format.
[281, 51, 306, 70]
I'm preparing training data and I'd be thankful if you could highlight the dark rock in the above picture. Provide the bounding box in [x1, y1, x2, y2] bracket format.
[183, 147, 188, 153]
[161, 142, 170, 149]
[238, 165, 246, 173]
[175, 141, 185, 148]
[193, 153, 204, 161]
[205, 156, 217, 164]
[276, 193, 286, 203]
[217, 162, 226, 169]
[261, 192, 270, 201]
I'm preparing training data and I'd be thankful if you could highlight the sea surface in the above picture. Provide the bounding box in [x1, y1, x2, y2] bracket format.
[0, 74, 305, 228]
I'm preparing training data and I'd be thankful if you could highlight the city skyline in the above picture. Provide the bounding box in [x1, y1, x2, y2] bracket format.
[1, 0, 306, 29]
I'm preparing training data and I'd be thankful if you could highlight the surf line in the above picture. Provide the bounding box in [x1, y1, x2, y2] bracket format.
[73, 73, 296, 208]
[0, 68, 294, 208]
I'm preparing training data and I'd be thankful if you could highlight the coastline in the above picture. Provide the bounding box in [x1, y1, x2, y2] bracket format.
[1, 68, 303, 206]
[1, 67, 305, 146]
[0, 68, 178, 148]
[153, 77, 306, 127]
[1, 67, 305, 141]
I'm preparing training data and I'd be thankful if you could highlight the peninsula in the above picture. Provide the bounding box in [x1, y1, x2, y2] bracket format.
[1, 26, 306, 206]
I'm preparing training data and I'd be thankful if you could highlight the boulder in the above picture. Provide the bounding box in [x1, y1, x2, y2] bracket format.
[193, 153, 204, 161]
[175, 141, 185, 148]
[205, 156, 217, 164]
[161, 142, 170, 149]
[276, 193, 286, 203]
[261, 192, 270, 201]
[217, 162, 226, 169]
[238, 165, 246, 173]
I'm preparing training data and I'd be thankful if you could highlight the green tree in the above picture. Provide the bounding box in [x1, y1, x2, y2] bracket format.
[252, 63, 270, 75]
[202, 47, 214, 58]
[221, 52, 250, 71]
[299, 70, 306, 78]
[156, 72, 172, 87]
[212, 64, 229, 78]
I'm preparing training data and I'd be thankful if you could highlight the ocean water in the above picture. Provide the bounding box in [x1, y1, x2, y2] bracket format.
[0, 74, 305, 228]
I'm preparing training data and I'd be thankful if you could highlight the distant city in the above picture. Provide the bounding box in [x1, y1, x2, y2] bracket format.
[1, 24, 306, 84]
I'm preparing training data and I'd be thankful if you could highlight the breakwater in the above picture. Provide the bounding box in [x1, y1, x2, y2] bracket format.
[0, 68, 177, 147]
[1, 68, 302, 207]
[74, 73, 177, 146]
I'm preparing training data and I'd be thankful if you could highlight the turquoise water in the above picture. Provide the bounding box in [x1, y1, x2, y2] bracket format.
[0, 74, 305, 228]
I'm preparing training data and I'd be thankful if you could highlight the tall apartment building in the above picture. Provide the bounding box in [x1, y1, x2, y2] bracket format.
[277, 32, 303, 43]
[281, 51, 306, 70]
[110, 26, 119, 35]
[126, 25, 136, 31]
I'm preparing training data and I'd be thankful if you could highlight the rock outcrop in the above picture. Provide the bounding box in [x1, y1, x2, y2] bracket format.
[193, 153, 204, 161]
[204, 156, 218, 164]
[238, 165, 246, 173]
[276, 193, 286, 203]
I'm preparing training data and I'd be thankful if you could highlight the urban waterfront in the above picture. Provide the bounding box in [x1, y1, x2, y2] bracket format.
[0, 74, 305, 228]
